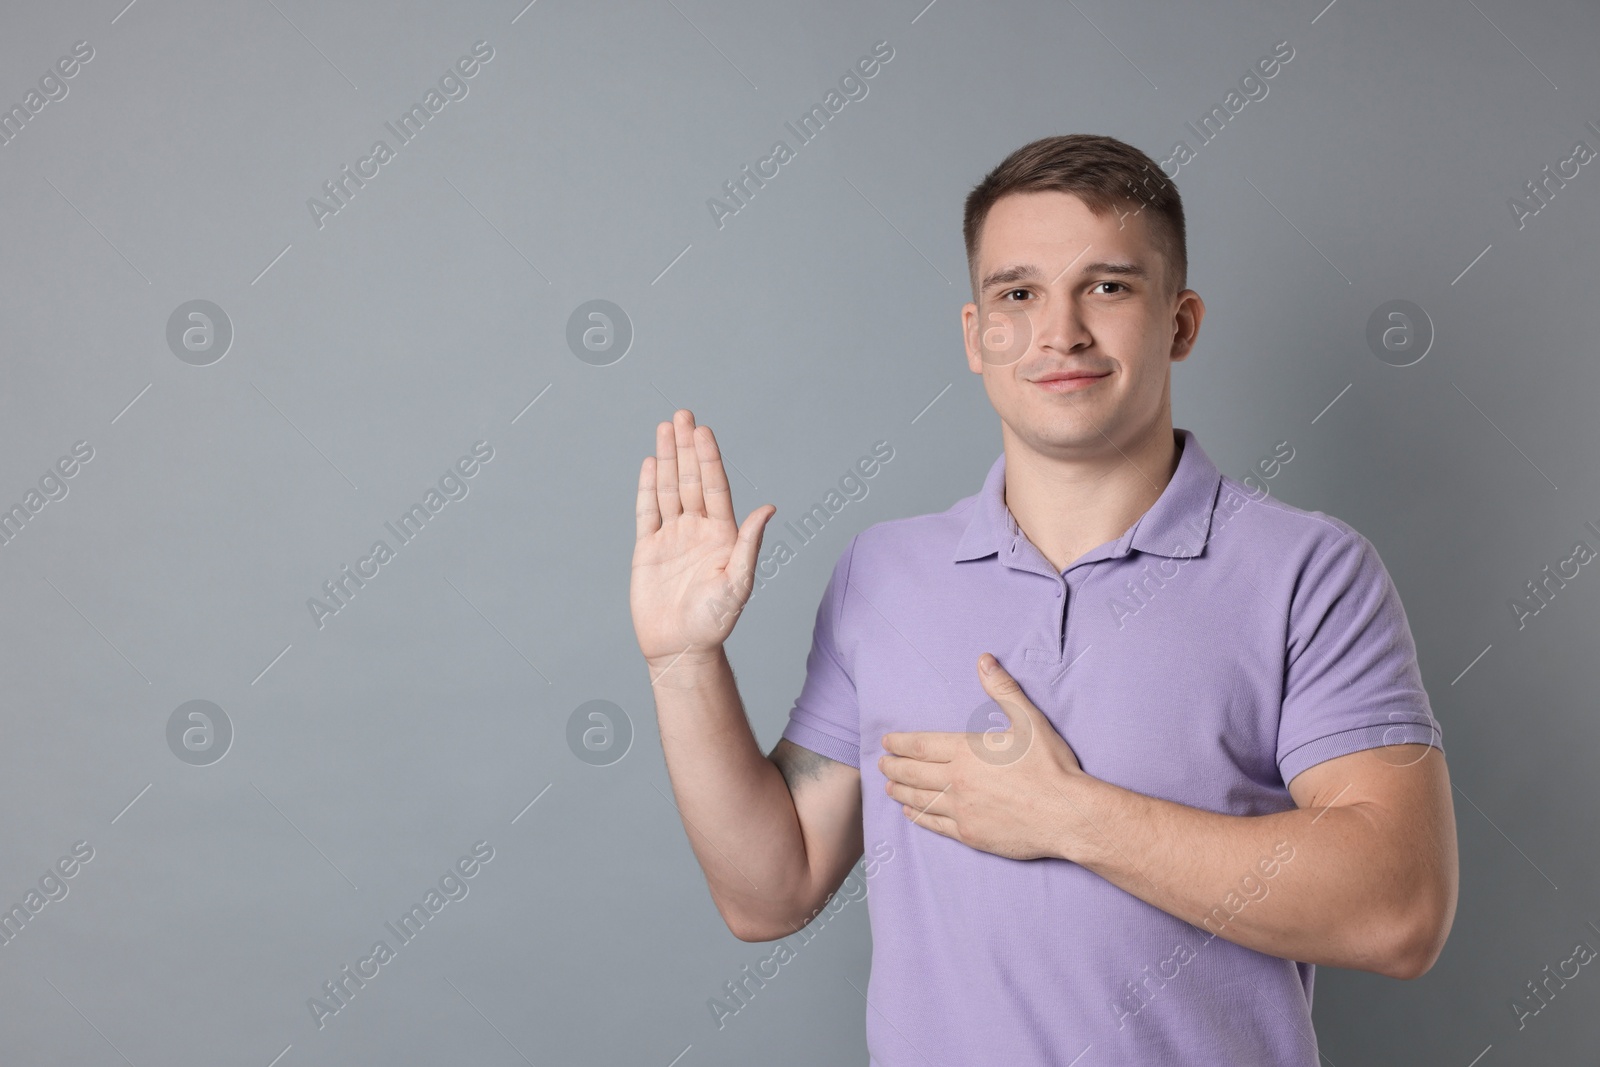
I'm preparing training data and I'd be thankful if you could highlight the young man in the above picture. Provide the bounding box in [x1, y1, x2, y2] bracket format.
[631, 134, 1457, 1065]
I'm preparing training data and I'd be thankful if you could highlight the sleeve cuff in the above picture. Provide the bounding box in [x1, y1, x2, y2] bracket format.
[1279, 719, 1443, 786]
[780, 719, 860, 769]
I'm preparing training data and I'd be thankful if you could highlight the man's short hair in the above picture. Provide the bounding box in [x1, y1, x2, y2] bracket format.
[963, 134, 1187, 302]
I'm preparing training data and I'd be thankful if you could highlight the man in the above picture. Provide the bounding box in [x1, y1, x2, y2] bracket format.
[630, 133, 1457, 1065]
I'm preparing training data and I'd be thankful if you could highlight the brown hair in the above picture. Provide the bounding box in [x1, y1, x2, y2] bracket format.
[962, 134, 1186, 302]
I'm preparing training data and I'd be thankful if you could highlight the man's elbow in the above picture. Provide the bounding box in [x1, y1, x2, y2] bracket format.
[719, 900, 806, 944]
[1382, 901, 1454, 980]
[727, 917, 776, 943]
[726, 912, 808, 943]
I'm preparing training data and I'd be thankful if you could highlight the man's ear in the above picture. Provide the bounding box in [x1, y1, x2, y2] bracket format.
[1169, 290, 1205, 362]
[962, 302, 985, 374]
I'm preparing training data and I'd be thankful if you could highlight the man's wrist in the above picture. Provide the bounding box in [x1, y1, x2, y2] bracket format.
[1051, 770, 1121, 868]
[645, 645, 727, 690]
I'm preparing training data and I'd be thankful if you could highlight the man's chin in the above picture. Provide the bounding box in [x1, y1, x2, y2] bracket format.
[1008, 420, 1125, 458]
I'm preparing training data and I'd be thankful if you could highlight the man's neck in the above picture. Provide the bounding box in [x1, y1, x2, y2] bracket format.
[1000, 422, 1182, 574]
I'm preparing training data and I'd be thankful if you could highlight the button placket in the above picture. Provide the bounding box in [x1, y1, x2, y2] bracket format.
[1058, 577, 1069, 658]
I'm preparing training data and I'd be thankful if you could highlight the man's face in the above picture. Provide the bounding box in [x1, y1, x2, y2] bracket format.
[961, 190, 1203, 458]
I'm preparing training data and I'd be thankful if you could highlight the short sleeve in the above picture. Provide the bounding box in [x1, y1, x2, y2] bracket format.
[779, 535, 861, 768]
[1276, 530, 1443, 786]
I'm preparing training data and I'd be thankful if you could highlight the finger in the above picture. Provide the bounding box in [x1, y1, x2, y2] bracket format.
[635, 455, 662, 542]
[902, 805, 958, 838]
[888, 779, 951, 816]
[878, 753, 942, 790]
[881, 731, 954, 761]
[697, 423, 734, 523]
[655, 418, 681, 520]
[979, 654, 1039, 720]
[675, 409, 705, 517]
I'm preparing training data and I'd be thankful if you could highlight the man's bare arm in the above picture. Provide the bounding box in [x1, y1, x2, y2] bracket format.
[770, 738, 865, 927]
[1060, 744, 1457, 978]
[650, 651, 862, 941]
[632, 409, 863, 941]
[883, 658, 1457, 979]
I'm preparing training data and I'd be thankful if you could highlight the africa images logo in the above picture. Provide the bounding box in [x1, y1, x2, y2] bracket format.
[705, 40, 894, 230]
[307, 841, 495, 1030]
[306, 41, 495, 230]
[306, 441, 494, 630]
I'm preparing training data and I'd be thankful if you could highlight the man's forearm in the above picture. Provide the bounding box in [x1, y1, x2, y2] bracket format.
[1055, 775, 1413, 976]
[649, 647, 810, 934]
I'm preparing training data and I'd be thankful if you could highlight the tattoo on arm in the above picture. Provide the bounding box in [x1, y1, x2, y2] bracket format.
[771, 739, 840, 796]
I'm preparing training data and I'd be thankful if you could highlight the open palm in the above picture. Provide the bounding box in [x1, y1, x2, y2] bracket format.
[631, 409, 776, 670]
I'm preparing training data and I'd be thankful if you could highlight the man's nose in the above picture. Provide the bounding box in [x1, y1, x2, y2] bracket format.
[1031, 293, 1089, 353]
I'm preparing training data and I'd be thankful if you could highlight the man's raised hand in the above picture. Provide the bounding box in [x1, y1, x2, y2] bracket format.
[630, 409, 777, 678]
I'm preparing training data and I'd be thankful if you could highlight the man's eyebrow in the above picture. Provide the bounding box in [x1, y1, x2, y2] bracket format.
[1081, 260, 1150, 280]
[978, 263, 1044, 292]
[979, 259, 1150, 292]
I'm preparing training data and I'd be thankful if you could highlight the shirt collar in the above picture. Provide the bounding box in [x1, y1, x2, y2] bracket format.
[953, 427, 1224, 564]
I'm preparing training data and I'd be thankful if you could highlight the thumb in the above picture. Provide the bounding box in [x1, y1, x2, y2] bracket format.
[728, 504, 776, 591]
[978, 653, 1049, 733]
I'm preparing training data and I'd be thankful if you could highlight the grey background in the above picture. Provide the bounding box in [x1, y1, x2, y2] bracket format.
[0, 0, 1595, 1063]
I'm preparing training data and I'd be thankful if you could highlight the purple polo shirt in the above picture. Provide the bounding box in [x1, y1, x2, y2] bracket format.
[780, 427, 1443, 1066]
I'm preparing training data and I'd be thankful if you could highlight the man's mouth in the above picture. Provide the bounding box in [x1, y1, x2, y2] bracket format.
[1031, 371, 1110, 392]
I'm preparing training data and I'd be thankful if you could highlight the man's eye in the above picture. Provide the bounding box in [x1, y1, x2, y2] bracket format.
[1095, 281, 1127, 294]
[1002, 288, 1031, 301]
